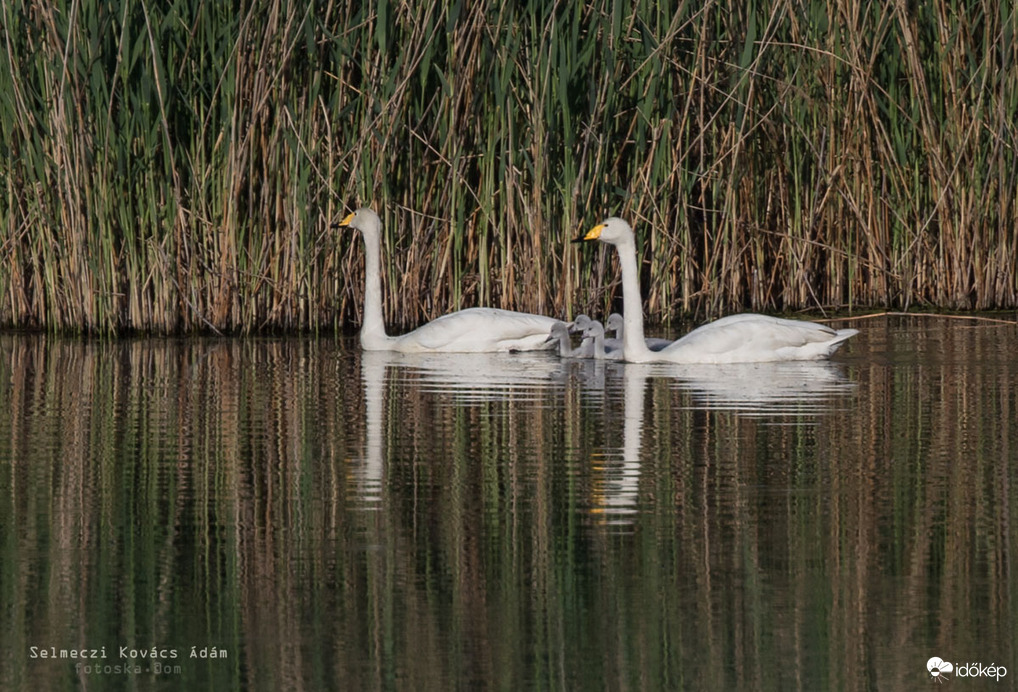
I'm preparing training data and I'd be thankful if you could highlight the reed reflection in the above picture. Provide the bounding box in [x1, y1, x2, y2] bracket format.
[2, 321, 1016, 692]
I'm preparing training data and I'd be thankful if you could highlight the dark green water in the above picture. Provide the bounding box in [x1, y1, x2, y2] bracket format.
[1, 316, 1016, 690]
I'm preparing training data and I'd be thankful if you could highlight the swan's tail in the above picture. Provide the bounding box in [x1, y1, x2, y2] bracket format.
[826, 328, 859, 353]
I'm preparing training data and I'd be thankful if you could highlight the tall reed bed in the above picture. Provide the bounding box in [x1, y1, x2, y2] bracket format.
[1, 0, 1016, 333]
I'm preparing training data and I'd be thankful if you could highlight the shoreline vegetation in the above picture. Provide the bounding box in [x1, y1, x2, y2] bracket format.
[1, 1, 1016, 334]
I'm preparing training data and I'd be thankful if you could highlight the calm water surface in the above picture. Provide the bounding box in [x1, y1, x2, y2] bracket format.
[1, 316, 1016, 690]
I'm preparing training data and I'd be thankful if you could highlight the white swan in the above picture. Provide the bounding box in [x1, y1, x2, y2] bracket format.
[606, 313, 673, 352]
[574, 218, 859, 363]
[339, 208, 560, 352]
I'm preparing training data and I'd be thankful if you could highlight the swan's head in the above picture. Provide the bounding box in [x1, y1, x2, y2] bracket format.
[572, 217, 634, 247]
[335, 208, 381, 237]
[606, 313, 624, 332]
[581, 320, 605, 338]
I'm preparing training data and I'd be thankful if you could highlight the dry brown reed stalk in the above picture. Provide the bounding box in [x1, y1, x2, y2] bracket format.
[823, 311, 1018, 327]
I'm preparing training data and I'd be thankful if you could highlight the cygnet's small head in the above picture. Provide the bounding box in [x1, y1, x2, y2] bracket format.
[606, 313, 624, 333]
[572, 217, 634, 246]
[549, 321, 571, 338]
[335, 208, 381, 237]
[570, 314, 593, 331]
[582, 320, 605, 338]
[546, 321, 572, 345]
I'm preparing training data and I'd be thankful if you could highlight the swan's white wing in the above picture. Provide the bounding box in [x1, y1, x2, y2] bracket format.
[670, 314, 833, 349]
[398, 307, 559, 353]
[662, 314, 856, 363]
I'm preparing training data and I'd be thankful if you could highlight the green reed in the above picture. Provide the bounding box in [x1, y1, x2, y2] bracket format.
[1, 0, 1016, 333]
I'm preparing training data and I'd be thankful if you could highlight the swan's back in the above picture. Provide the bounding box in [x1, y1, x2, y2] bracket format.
[394, 307, 560, 353]
[662, 314, 857, 363]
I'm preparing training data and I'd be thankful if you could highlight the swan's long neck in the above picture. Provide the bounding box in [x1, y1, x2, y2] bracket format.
[553, 329, 573, 357]
[615, 237, 652, 362]
[360, 229, 391, 349]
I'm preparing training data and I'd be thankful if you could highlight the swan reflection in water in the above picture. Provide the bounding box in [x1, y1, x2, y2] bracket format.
[590, 365, 646, 525]
[353, 350, 569, 508]
[355, 351, 856, 516]
[354, 351, 387, 509]
[381, 350, 567, 402]
[642, 359, 857, 418]
[592, 359, 856, 525]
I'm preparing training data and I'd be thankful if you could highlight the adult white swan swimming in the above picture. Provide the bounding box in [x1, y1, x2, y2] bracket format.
[338, 208, 560, 352]
[573, 218, 859, 363]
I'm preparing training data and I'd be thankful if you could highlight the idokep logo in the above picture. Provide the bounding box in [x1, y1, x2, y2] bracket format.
[927, 656, 1008, 683]
[927, 657, 953, 683]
